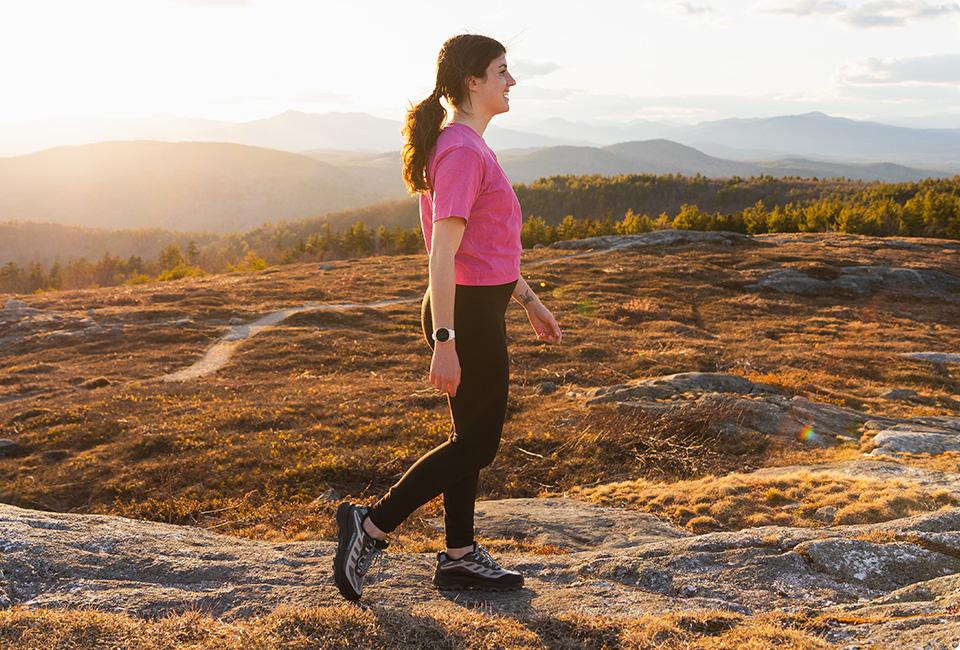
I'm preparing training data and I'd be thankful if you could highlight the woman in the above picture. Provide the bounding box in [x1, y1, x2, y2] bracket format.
[333, 34, 562, 601]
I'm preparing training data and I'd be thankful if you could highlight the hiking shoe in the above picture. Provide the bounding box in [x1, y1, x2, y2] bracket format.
[433, 542, 524, 591]
[333, 502, 388, 601]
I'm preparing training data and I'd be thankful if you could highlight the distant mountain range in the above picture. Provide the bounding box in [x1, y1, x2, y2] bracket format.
[0, 141, 405, 232]
[3, 111, 960, 171]
[0, 136, 951, 236]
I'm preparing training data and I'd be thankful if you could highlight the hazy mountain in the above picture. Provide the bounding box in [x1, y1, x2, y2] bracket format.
[509, 117, 677, 146]
[206, 111, 405, 153]
[0, 141, 408, 233]
[671, 112, 960, 167]
[499, 139, 944, 184]
[0, 114, 225, 157]
[2, 111, 958, 173]
[0, 112, 570, 157]
[0, 137, 948, 237]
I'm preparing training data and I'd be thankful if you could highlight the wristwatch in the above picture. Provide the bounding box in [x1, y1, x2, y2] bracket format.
[432, 327, 455, 343]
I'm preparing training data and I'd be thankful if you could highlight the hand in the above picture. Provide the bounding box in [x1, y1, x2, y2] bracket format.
[525, 302, 562, 344]
[430, 343, 461, 396]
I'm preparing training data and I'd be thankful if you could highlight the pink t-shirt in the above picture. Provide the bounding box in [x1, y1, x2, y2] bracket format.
[420, 122, 522, 286]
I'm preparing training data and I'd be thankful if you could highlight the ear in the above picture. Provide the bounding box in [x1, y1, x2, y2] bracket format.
[465, 75, 480, 91]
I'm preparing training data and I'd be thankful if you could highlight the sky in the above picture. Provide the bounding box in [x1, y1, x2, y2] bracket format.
[1, 0, 959, 129]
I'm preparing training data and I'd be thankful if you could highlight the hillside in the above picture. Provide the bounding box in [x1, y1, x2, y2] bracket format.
[499, 139, 948, 184]
[2, 232, 960, 646]
[0, 137, 950, 238]
[678, 112, 960, 165]
[4, 111, 960, 171]
[0, 140, 408, 233]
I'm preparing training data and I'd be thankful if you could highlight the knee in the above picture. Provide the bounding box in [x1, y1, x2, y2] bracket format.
[474, 441, 500, 469]
[451, 435, 500, 470]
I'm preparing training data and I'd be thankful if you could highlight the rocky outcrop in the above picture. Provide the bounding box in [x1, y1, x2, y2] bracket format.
[2, 500, 960, 646]
[745, 265, 960, 298]
[904, 352, 960, 365]
[866, 424, 960, 457]
[583, 371, 777, 404]
[580, 372, 960, 454]
[580, 372, 873, 446]
[550, 231, 747, 251]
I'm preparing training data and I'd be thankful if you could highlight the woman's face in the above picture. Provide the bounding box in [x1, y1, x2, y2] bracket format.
[467, 54, 516, 118]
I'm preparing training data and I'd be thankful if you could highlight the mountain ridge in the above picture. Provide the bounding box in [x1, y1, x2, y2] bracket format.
[3, 111, 959, 168]
[0, 138, 952, 236]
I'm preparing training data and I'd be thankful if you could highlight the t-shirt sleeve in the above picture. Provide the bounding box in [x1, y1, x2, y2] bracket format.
[431, 146, 484, 223]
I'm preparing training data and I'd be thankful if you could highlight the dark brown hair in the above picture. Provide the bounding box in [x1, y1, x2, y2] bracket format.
[401, 34, 506, 194]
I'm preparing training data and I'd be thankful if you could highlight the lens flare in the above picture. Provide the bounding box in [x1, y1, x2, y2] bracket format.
[800, 425, 815, 441]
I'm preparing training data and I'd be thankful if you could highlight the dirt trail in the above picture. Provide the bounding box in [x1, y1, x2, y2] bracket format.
[161, 298, 417, 381]
[158, 246, 619, 383]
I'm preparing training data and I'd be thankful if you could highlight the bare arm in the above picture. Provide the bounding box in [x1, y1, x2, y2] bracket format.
[513, 276, 562, 344]
[428, 217, 466, 396]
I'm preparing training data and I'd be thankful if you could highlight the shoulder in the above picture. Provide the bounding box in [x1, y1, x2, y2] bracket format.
[434, 137, 485, 172]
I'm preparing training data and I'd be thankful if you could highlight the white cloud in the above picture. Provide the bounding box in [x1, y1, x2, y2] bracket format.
[839, 54, 960, 84]
[674, 2, 717, 15]
[758, 0, 846, 16]
[843, 0, 960, 27]
[759, 0, 960, 26]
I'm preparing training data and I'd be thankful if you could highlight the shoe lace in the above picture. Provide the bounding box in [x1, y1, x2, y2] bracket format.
[357, 537, 388, 581]
[472, 544, 504, 571]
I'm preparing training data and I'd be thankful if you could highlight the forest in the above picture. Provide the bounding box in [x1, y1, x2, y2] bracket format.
[2, 173, 959, 295]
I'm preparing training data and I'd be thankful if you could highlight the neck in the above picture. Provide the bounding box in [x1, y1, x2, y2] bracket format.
[451, 108, 492, 137]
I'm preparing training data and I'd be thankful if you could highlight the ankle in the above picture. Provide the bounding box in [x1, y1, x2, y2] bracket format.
[362, 516, 387, 541]
[445, 544, 474, 560]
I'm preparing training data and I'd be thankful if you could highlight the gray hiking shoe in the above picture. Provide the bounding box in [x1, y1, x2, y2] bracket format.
[433, 541, 523, 591]
[333, 502, 388, 601]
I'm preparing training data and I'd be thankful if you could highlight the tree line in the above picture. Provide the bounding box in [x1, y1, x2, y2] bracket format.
[0, 221, 423, 295]
[2, 173, 959, 296]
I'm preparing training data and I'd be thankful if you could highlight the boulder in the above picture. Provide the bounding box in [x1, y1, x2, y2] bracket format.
[880, 388, 921, 402]
[745, 265, 960, 298]
[551, 231, 747, 251]
[0, 440, 20, 458]
[585, 372, 775, 405]
[79, 377, 111, 390]
[794, 538, 960, 593]
[903, 352, 960, 365]
[867, 426, 960, 456]
[4, 299, 29, 310]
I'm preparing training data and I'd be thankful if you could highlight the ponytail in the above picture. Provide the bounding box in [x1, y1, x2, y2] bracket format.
[401, 34, 506, 195]
[401, 90, 446, 194]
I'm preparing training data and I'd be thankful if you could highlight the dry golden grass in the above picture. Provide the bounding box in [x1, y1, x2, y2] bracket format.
[571, 470, 958, 533]
[2, 238, 960, 546]
[0, 606, 839, 649]
[4, 237, 960, 648]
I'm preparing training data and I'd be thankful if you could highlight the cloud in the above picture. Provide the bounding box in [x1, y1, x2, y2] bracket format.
[674, 2, 717, 15]
[842, 0, 960, 27]
[513, 60, 560, 77]
[168, 0, 250, 6]
[839, 54, 960, 84]
[758, 0, 846, 16]
[758, 0, 960, 26]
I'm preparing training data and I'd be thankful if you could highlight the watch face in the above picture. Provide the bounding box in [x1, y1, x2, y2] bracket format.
[435, 328, 450, 342]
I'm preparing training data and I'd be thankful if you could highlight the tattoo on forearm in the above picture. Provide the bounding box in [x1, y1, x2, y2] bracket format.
[519, 289, 536, 306]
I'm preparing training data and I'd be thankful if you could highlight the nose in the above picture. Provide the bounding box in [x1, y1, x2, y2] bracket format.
[506, 72, 516, 87]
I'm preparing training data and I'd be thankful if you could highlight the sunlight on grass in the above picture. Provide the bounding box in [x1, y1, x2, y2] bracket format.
[571, 471, 958, 533]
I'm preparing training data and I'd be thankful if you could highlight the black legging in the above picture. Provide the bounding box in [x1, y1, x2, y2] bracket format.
[368, 280, 516, 548]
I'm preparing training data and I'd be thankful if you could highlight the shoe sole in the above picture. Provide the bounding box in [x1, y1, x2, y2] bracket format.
[333, 503, 362, 601]
[433, 576, 523, 592]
